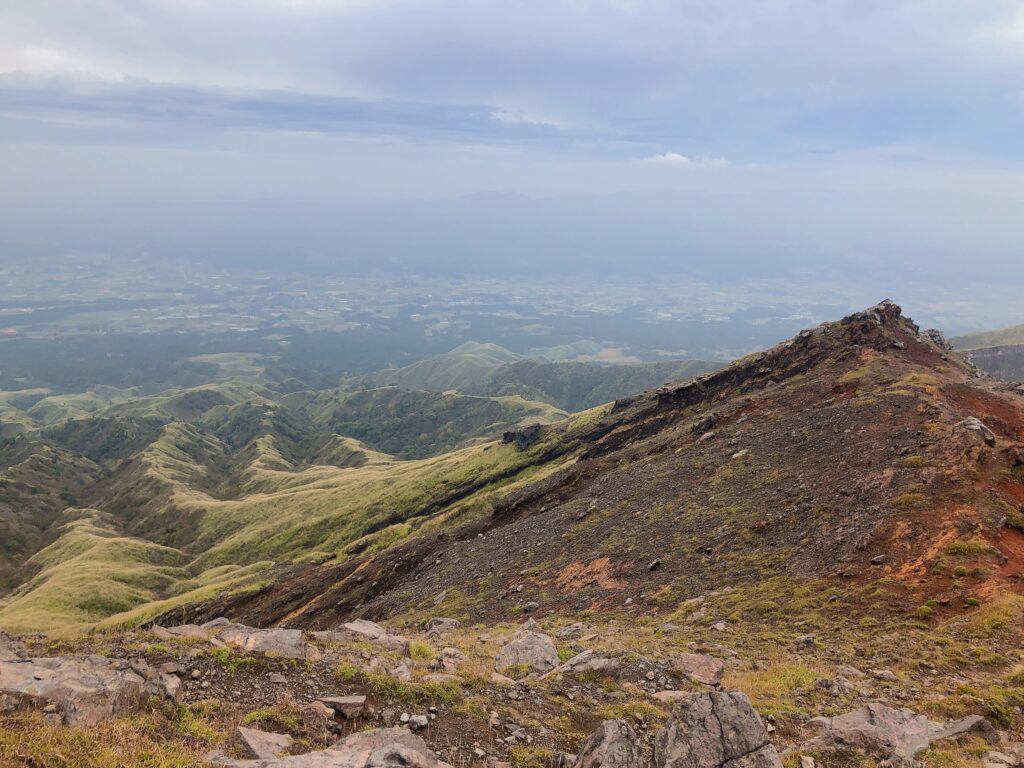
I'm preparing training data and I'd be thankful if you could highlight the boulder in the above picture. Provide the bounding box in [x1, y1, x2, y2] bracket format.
[217, 624, 311, 660]
[237, 726, 293, 759]
[494, 624, 559, 676]
[318, 695, 367, 719]
[806, 703, 996, 765]
[390, 662, 413, 682]
[312, 621, 410, 656]
[152, 623, 211, 640]
[956, 417, 997, 447]
[674, 653, 725, 686]
[425, 618, 460, 634]
[576, 719, 643, 768]
[0, 655, 156, 726]
[207, 726, 454, 767]
[653, 691, 782, 768]
[438, 647, 465, 672]
[542, 650, 621, 680]
[340, 619, 388, 640]
[554, 623, 590, 641]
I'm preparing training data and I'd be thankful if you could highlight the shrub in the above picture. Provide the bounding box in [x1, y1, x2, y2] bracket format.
[209, 647, 255, 673]
[946, 538, 998, 557]
[408, 641, 435, 661]
[334, 663, 359, 682]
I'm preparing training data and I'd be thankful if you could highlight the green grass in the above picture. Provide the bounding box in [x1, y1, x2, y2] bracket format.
[0, 712, 205, 767]
[0, 510, 191, 634]
[946, 538, 1000, 558]
[209, 647, 256, 673]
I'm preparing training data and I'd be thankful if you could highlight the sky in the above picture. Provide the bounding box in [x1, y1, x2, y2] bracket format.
[0, 0, 1023, 286]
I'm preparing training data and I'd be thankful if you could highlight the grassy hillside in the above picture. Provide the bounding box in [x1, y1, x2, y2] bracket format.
[952, 324, 1024, 350]
[356, 341, 720, 412]
[0, 377, 583, 632]
[365, 342, 520, 391]
[472, 358, 720, 411]
[282, 386, 566, 459]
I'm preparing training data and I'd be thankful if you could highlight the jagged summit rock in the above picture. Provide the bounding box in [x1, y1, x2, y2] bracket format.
[654, 691, 782, 768]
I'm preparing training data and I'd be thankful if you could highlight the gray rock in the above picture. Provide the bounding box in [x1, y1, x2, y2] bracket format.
[217, 624, 312, 660]
[653, 691, 782, 768]
[319, 695, 367, 719]
[207, 726, 453, 767]
[555, 623, 590, 640]
[576, 719, 642, 768]
[339, 619, 387, 640]
[543, 650, 621, 680]
[152, 623, 211, 640]
[0, 655, 160, 726]
[312, 621, 410, 656]
[674, 653, 725, 686]
[494, 623, 559, 676]
[425, 618, 460, 633]
[793, 635, 816, 650]
[237, 726, 293, 759]
[806, 703, 996, 765]
[0, 631, 28, 662]
[390, 662, 413, 682]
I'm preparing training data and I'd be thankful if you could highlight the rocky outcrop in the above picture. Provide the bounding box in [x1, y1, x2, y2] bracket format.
[654, 691, 782, 768]
[956, 416, 997, 447]
[806, 703, 997, 766]
[153, 619, 317, 659]
[576, 719, 643, 768]
[208, 726, 454, 767]
[311, 620, 411, 656]
[0, 655, 158, 726]
[494, 622, 560, 676]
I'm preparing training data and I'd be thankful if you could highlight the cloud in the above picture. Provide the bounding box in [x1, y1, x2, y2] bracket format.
[644, 152, 692, 166]
[0, 75, 574, 145]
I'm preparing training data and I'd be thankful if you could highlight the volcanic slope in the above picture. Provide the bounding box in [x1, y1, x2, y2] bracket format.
[171, 301, 1024, 633]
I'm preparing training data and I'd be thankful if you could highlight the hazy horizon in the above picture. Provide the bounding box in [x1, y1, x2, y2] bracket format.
[2, 1, 1024, 330]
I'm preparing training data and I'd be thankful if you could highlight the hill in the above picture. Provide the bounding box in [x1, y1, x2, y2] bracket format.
[0, 378, 568, 630]
[471, 357, 720, 411]
[358, 341, 721, 412]
[5, 302, 1024, 767]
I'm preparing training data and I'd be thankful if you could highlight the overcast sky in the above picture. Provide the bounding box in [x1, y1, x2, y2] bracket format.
[2, 0, 1023, 202]
[1, 0, 1024, 309]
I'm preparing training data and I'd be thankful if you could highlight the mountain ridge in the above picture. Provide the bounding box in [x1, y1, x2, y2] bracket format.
[157, 301, 1024, 635]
